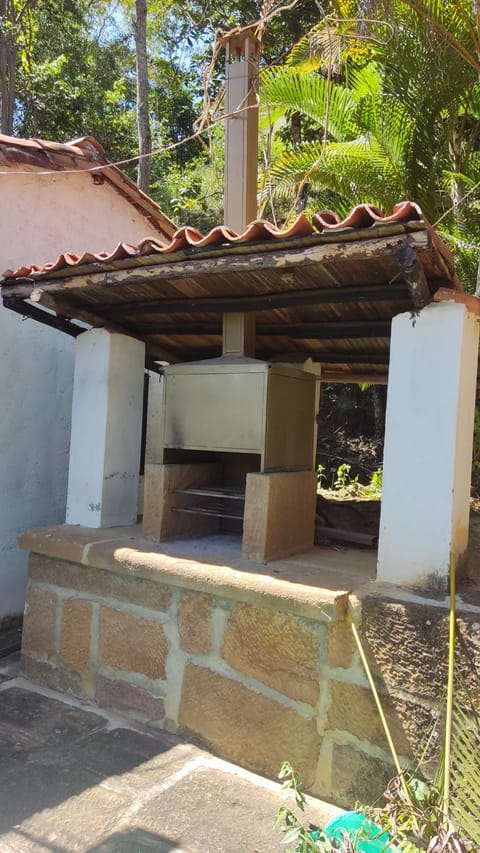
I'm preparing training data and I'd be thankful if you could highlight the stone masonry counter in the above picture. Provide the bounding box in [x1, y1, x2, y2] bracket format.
[18, 525, 480, 808]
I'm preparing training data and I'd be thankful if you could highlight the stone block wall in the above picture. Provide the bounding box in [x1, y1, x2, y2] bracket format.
[360, 592, 480, 775]
[20, 551, 396, 808]
[20, 545, 480, 810]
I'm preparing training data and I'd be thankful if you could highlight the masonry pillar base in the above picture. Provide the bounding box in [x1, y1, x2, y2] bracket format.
[143, 463, 222, 540]
[377, 302, 479, 588]
[66, 329, 145, 528]
[243, 470, 317, 562]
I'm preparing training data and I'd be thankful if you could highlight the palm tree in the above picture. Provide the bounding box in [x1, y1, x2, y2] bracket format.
[259, 1, 480, 290]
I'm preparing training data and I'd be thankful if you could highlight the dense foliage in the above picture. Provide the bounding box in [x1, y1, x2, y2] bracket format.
[260, 1, 480, 290]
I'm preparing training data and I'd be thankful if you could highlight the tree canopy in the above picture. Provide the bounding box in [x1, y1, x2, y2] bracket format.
[1, 0, 479, 287]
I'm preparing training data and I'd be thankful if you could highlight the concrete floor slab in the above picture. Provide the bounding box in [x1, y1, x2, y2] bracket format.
[130, 764, 330, 853]
[0, 651, 21, 683]
[0, 666, 343, 852]
[69, 729, 201, 795]
[0, 688, 105, 750]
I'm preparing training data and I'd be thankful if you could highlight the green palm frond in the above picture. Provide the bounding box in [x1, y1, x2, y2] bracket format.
[265, 136, 405, 211]
[401, 0, 480, 74]
[318, 137, 406, 206]
[356, 94, 412, 175]
[346, 62, 383, 99]
[264, 140, 328, 188]
[287, 17, 371, 72]
[377, 4, 477, 121]
[260, 66, 358, 142]
[259, 0, 480, 289]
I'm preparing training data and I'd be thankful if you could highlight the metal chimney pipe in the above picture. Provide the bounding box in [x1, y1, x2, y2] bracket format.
[223, 28, 260, 234]
[222, 28, 261, 358]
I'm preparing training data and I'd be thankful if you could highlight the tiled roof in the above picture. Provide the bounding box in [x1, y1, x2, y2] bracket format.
[1, 200, 460, 382]
[4, 201, 451, 280]
[0, 134, 177, 242]
[0, 134, 104, 170]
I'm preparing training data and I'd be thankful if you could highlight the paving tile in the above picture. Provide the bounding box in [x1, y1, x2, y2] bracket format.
[2, 784, 127, 851]
[0, 627, 22, 658]
[88, 828, 178, 852]
[0, 832, 54, 852]
[0, 688, 105, 749]
[70, 727, 200, 794]
[0, 759, 122, 834]
[0, 683, 342, 853]
[132, 766, 334, 853]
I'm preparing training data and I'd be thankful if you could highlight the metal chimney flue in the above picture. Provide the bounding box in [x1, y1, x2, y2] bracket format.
[222, 28, 261, 358]
[223, 28, 260, 235]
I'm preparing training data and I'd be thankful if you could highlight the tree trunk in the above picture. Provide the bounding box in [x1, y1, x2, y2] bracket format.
[0, 0, 15, 135]
[135, 0, 151, 194]
[370, 385, 385, 442]
[450, 117, 466, 230]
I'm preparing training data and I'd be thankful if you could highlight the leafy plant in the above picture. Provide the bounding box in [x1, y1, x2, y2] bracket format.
[334, 463, 359, 492]
[317, 461, 383, 498]
[317, 464, 327, 489]
[276, 762, 399, 851]
[276, 763, 349, 851]
[367, 466, 383, 498]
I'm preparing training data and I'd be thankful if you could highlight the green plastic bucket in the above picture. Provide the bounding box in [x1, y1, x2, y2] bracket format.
[322, 810, 399, 852]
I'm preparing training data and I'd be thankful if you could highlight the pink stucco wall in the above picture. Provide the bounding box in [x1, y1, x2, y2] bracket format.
[1, 169, 166, 272]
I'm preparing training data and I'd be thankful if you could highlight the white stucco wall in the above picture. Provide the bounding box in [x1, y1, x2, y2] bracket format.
[0, 166, 168, 620]
[0, 309, 73, 617]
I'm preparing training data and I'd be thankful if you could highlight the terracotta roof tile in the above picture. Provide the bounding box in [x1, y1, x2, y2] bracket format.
[3, 202, 439, 281]
[312, 201, 423, 231]
[0, 134, 177, 242]
[0, 135, 103, 170]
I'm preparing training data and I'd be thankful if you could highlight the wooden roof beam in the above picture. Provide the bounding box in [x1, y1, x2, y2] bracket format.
[321, 371, 388, 384]
[2, 296, 84, 338]
[79, 284, 411, 320]
[133, 320, 392, 339]
[162, 349, 390, 365]
[3, 294, 178, 364]
[396, 243, 431, 309]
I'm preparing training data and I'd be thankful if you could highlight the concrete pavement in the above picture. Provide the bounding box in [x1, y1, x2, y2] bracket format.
[0, 654, 341, 852]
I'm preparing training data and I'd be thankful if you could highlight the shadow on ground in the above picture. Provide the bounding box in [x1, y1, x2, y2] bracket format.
[0, 680, 340, 852]
[4, 828, 176, 852]
[0, 686, 187, 850]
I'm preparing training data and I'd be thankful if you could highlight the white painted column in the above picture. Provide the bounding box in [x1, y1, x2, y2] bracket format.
[66, 329, 146, 527]
[377, 302, 479, 587]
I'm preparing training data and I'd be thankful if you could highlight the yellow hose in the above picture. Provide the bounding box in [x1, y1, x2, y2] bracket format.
[349, 610, 411, 803]
[443, 558, 456, 821]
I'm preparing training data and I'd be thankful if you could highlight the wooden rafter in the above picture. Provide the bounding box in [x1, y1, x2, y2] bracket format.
[80, 285, 410, 319]
[130, 320, 392, 339]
